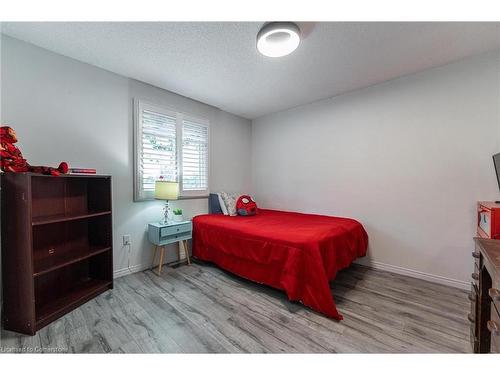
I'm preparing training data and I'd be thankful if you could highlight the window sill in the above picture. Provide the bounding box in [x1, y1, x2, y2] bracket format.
[178, 195, 209, 200]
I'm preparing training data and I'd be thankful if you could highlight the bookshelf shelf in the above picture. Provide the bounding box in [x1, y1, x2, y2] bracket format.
[36, 278, 112, 329]
[34, 245, 112, 277]
[32, 211, 111, 226]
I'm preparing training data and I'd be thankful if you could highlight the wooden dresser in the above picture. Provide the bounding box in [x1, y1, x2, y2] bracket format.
[471, 237, 500, 353]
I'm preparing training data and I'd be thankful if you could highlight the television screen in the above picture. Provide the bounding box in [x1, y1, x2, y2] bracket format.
[493, 153, 500, 191]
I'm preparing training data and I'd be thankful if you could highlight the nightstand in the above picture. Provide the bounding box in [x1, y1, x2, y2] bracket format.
[148, 220, 192, 276]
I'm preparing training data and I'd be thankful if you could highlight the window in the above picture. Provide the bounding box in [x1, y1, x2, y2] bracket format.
[134, 100, 209, 201]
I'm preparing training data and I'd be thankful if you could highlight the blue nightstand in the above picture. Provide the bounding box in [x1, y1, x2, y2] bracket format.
[148, 220, 192, 275]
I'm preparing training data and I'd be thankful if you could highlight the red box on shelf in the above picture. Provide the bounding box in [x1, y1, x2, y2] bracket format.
[477, 201, 500, 239]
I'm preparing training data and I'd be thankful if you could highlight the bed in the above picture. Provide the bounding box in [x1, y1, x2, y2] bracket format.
[192, 194, 368, 320]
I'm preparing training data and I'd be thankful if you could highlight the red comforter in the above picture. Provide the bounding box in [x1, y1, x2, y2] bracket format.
[192, 209, 368, 320]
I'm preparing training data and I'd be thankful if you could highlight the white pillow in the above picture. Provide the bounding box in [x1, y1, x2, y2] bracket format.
[220, 192, 240, 216]
[217, 193, 229, 215]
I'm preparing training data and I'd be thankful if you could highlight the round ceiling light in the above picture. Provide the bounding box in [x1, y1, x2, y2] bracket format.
[256, 22, 301, 58]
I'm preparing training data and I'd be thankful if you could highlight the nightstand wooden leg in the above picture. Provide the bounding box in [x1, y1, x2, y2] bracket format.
[183, 240, 191, 265]
[151, 245, 158, 270]
[157, 246, 165, 275]
[177, 242, 181, 263]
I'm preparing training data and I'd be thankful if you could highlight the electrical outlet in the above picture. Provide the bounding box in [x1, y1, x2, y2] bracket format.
[123, 234, 131, 246]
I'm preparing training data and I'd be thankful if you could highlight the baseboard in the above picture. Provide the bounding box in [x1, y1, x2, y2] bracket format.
[355, 260, 469, 290]
[113, 259, 189, 279]
[114, 258, 469, 290]
[113, 263, 150, 279]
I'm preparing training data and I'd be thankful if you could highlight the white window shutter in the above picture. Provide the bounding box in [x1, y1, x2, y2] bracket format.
[181, 119, 209, 194]
[137, 104, 177, 200]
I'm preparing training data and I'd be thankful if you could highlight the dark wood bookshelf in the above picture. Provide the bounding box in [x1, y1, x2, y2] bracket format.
[1, 173, 113, 335]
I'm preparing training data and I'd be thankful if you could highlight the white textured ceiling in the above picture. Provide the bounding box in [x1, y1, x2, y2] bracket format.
[2, 22, 500, 119]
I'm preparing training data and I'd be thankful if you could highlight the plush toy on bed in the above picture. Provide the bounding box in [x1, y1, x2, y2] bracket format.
[0, 126, 69, 176]
[236, 195, 258, 216]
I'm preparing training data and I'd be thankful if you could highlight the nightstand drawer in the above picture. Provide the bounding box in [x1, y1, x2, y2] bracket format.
[160, 232, 192, 244]
[148, 221, 193, 246]
[161, 222, 192, 237]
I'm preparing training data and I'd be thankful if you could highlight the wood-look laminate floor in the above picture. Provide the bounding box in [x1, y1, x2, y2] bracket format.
[0, 263, 471, 353]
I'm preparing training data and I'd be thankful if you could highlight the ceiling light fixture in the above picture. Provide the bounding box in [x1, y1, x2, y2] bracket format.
[256, 22, 301, 58]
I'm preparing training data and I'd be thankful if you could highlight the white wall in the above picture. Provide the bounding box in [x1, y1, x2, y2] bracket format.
[0, 36, 252, 277]
[252, 51, 500, 288]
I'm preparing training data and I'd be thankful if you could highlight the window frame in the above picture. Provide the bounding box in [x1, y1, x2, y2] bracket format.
[133, 99, 210, 202]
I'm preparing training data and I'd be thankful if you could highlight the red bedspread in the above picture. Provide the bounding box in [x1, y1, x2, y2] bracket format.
[192, 209, 368, 320]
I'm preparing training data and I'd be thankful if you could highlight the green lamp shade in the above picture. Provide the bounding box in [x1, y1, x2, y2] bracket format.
[154, 181, 179, 200]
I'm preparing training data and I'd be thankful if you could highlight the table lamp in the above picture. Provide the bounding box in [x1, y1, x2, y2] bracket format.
[155, 180, 179, 224]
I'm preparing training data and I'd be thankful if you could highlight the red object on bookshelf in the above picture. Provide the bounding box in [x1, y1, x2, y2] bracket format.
[68, 168, 97, 174]
[1, 173, 113, 335]
[477, 201, 500, 239]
